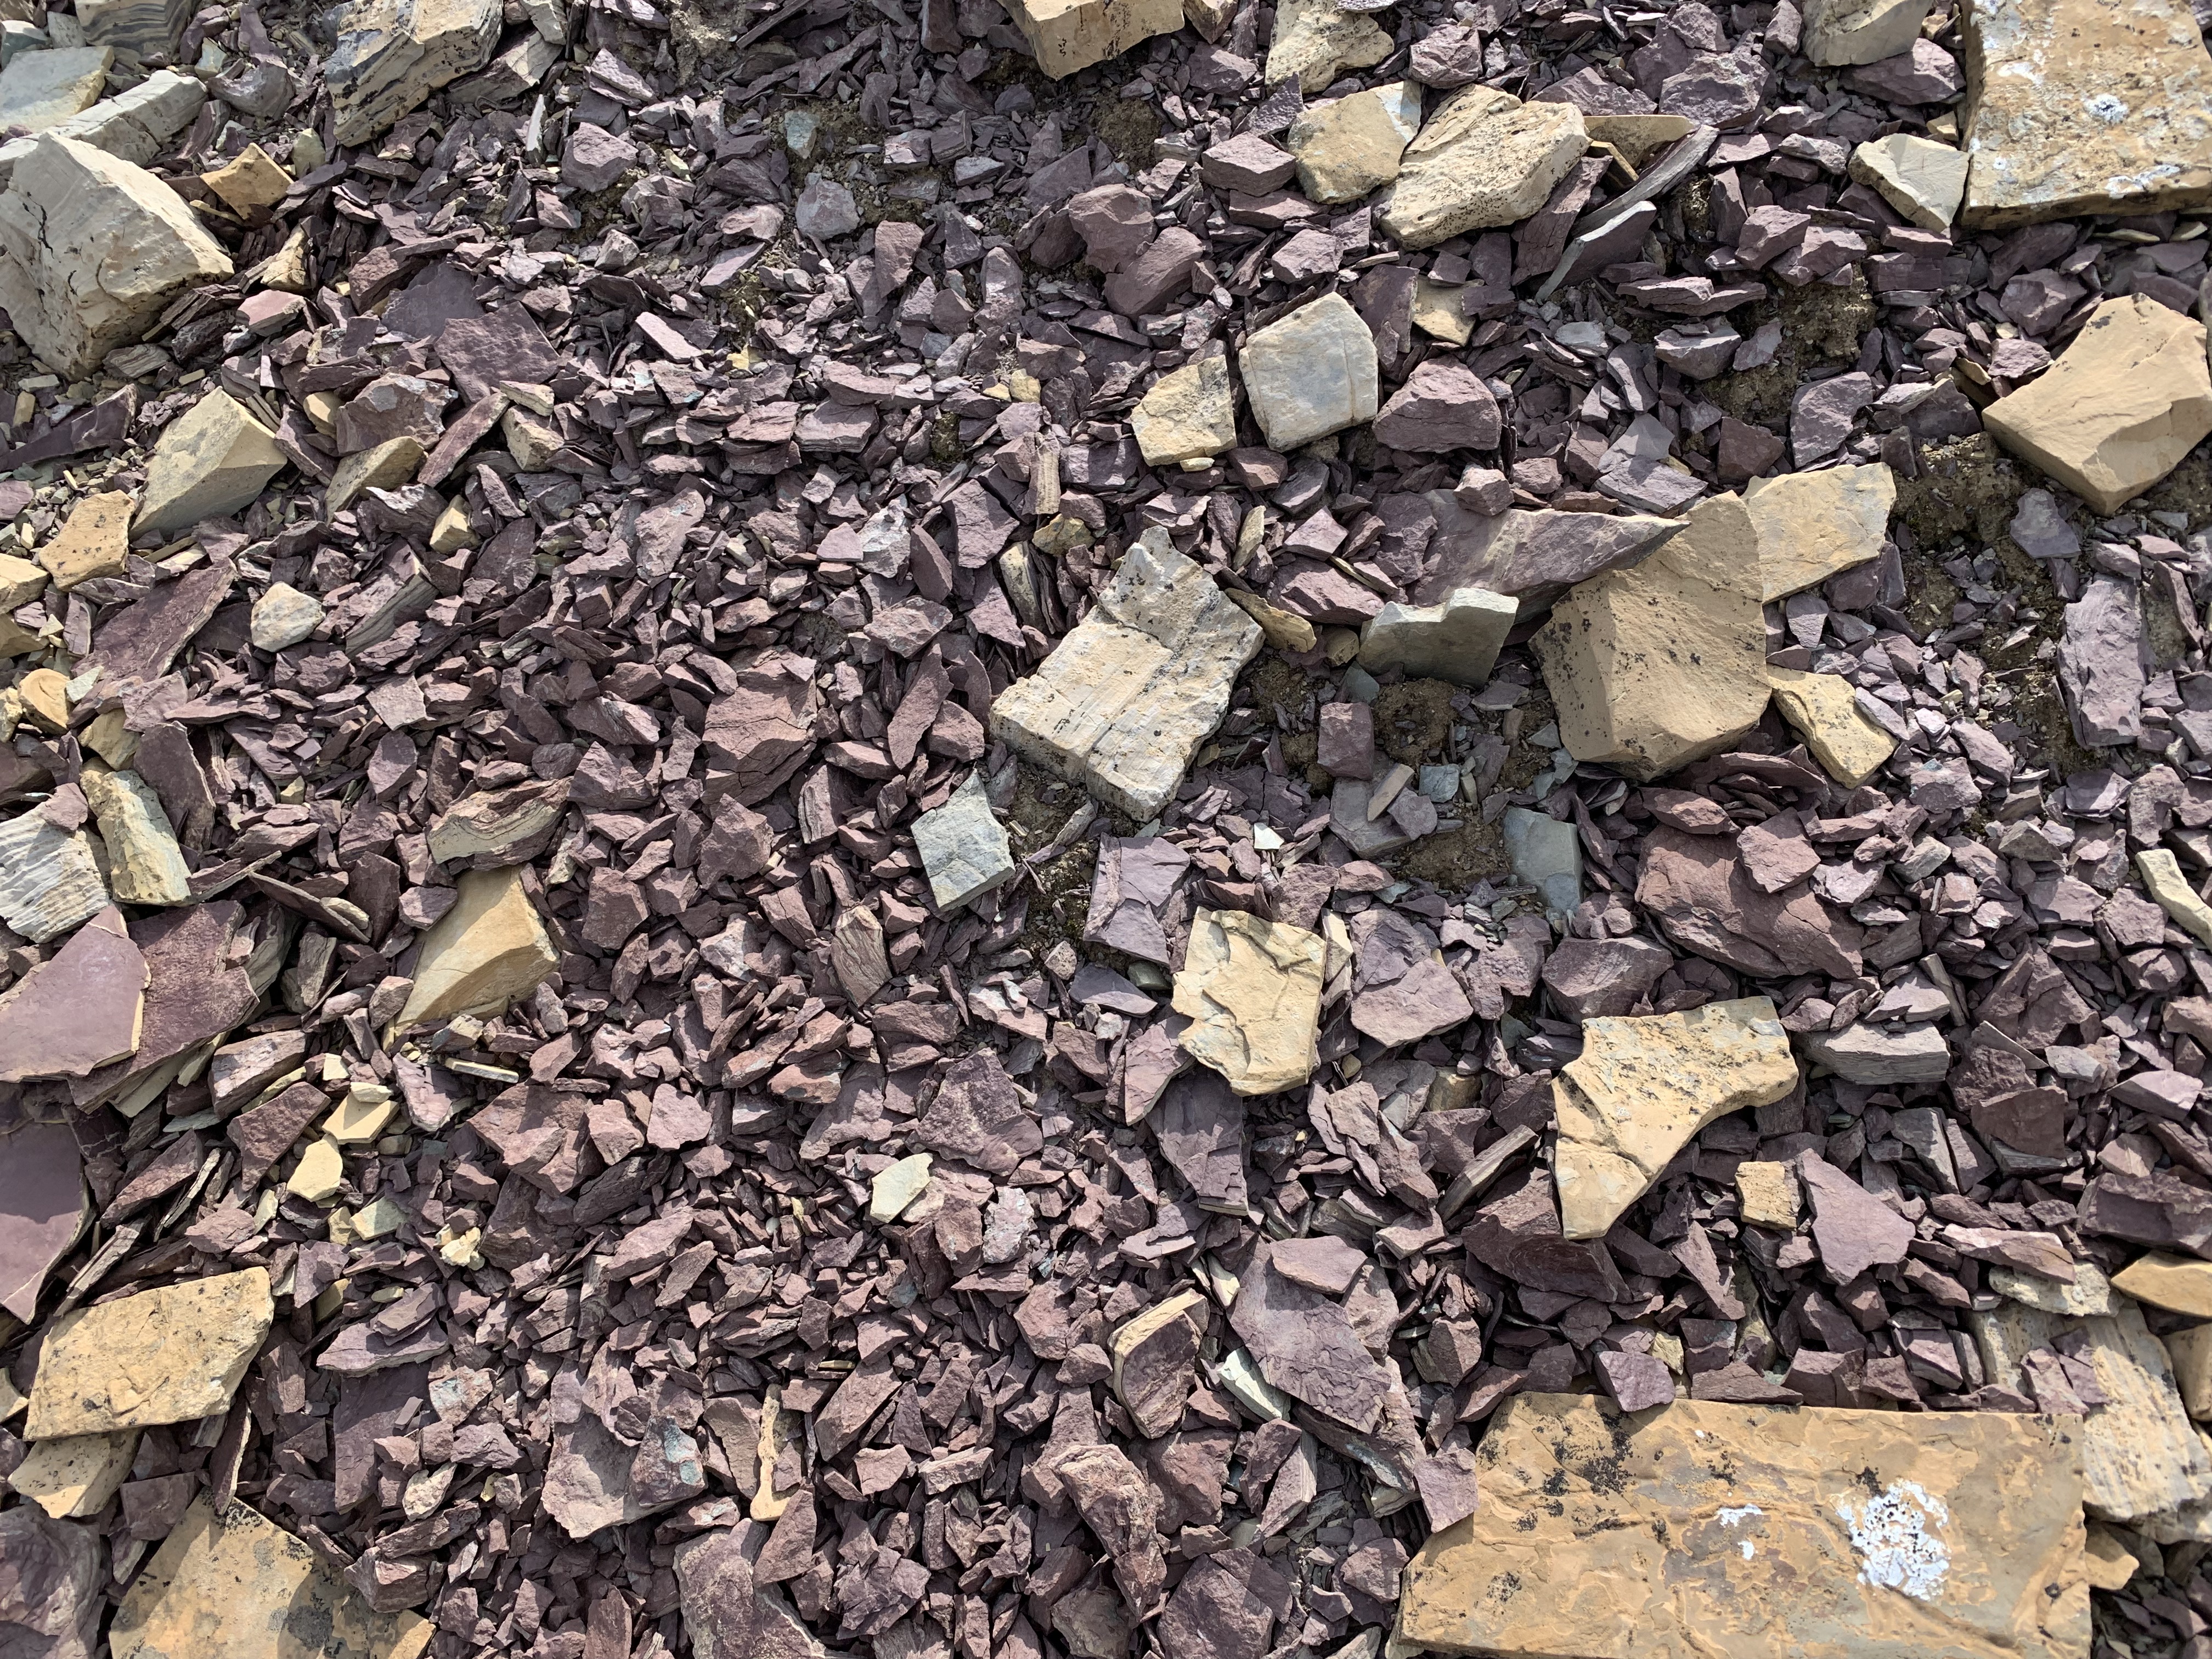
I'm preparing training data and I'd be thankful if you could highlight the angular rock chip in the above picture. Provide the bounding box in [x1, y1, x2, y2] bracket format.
[326, 0, 500, 145]
[0, 136, 232, 380]
[0, 49, 111, 135]
[1286, 81, 1421, 205]
[1131, 356, 1237, 466]
[1803, 0, 1931, 64]
[1058, 1443, 1168, 1615]
[0, 1119, 87, 1323]
[913, 772, 1015, 912]
[1002, 0, 1182, 76]
[1984, 296, 2212, 515]
[1798, 1019, 1951, 1083]
[916, 1048, 1041, 1176]
[1357, 586, 1515, 686]
[136, 390, 287, 536]
[1268, 0, 1392, 92]
[426, 779, 568, 870]
[1553, 997, 1796, 1239]
[0, 69, 205, 191]
[0, 1506, 101, 1659]
[81, 768, 189, 906]
[1372, 359, 1501, 453]
[1228, 1241, 1393, 1431]
[1239, 293, 1379, 453]
[393, 866, 555, 1029]
[992, 531, 1261, 819]
[9, 1431, 137, 1520]
[1743, 461, 1894, 601]
[1173, 907, 1326, 1096]
[0, 905, 143, 1082]
[1768, 666, 1895, 786]
[1111, 1289, 1210, 1437]
[1797, 1152, 1915, 1282]
[1419, 500, 1681, 614]
[27, 1268, 273, 1437]
[1848, 133, 1968, 229]
[1379, 87, 1587, 250]
[1398, 1393, 2087, 1659]
[34, 492, 131, 590]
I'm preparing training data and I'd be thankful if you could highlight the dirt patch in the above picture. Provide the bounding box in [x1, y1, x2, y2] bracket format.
[1897, 542, 1965, 641]
[1400, 816, 1512, 889]
[1246, 655, 1318, 730]
[1894, 434, 2038, 559]
[2144, 448, 2212, 532]
[1094, 99, 1163, 168]
[1705, 275, 1878, 430]
[1373, 679, 1455, 765]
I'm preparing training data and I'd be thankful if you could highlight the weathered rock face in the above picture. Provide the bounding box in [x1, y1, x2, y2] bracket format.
[1173, 907, 1326, 1095]
[0, 68, 205, 191]
[1130, 355, 1237, 465]
[2113, 1252, 2212, 1317]
[1533, 492, 1770, 781]
[1768, 665, 1897, 786]
[0, 135, 232, 380]
[0, 1506, 103, 1659]
[34, 490, 131, 590]
[1268, 0, 1392, 92]
[1379, 88, 1587, 250]
[1802, 0, 1929, 64]
[394, 866, 556, 1029]
[1553, 997, 1797, 1239]
[1742, 460, 1894, 601]
[1002, 0, 1181, 77]
[1397, 1394, 2089, 1659]
[1357, 588, 1515, 686]
[1983, 296, 2212, 514]
[1239, 293, 1379, 452]
[1848, 133, 1968, 228]
[1960, 0, 2212, 226]
[136, 390, 287, 535]
[1110, 1289, 1210, 1436]
[27, 1268, 272, 1437]
[326, 0, 500, 145]
[0, 47, 114, 133]
[991, 531, 1262, 819]
[1285, 81, 1421, 205]
[77, 0, 192, 60]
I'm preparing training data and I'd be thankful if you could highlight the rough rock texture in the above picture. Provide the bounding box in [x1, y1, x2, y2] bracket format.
[1398, 1395, 2089, 1659]
[1003, 0, 1182, 76]
[912, 772, 1014, 911]
[1768, 666, 1897, 786]
[1848, 133, 1968, 229]
[1983, 296, 2212, 515]
[392, 865, 556, 1028]
[1239, 293, 1379, 452]
[1380, 88, 1588, 249]
[1743, 460, 1895, 601]
[0, 136, 232, 380]
[1357, 587, 1515, 686]
[991, 531, 1262, 818]
[135, 390, 286, 534]
[1173, 907, 1326, 1095]
[1803, 0, 1930, 65]
[1129, 354, 1237, 465]
[1285, 81, 1421, 205]
[1553, 997, 1797, 1238]
[1960, 0, 2212, 225]
[0, 48, 114, 133]
[325, 0, 500, 145]
[26, 1268, 272, 1437]
[1268, 0, 1392, 92]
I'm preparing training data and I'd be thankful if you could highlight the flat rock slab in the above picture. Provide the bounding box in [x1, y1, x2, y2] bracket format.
[326, 0, 499, 145]
[1380, 86, 1587, 249]
[395, 866, 555, 1029]
[1397, 1393, 2090, 1659]
[27, 1267, 273, 1437]
[991, 530, 1261, 819]
[1744, 461, 1894, 601]
[1173, 907, 1325, 1096]
[0, 47, 113, 133]
[1961, 0, 2212, 227]
[1239, 292, 1378, 453]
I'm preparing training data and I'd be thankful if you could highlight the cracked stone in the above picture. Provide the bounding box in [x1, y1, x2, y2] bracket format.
[1378, 88, 1587, 250]
[1173, 907, 1326, 1096]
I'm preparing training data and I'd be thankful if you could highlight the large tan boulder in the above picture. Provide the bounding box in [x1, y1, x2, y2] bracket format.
[1378, 87, 1586, 250]
[26, 1269, 272, 1437]
[396, 866, 557, 1029]
[1532, 492, 1770, 781]
[1743, 460, 1895, 601]
[0, 134, 232, 380]
[1984, 296, 2212, 514]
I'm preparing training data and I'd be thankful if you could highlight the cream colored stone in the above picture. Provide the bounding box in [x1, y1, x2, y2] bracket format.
[1735, 1159, 1799, 1229]
[0, 134, 231, 380]
[1532, 492, 1770, 782]
[869, 1153, 932, 1222]
[1358, 587, 1516, 687]
[1267, 0, 1391, 93]
[1995, 1260, 2116, 1318]
[1379, 87, 1586, 251]
[249, 582, 323, 651]
[1001, 0, 1180, 74]
[1848, 134, 1968, 230]
[0, 550, 46, 609]
[1974, 1295, 2212, 1541]
[500, 405, 560, 469]
[1743, 460, 1895, 601]
[2084, 1524, 2141, 1592]
[287, 1136, 343, 1201]
[1397, 1394, 2087, 1659]
[1410, 276, 1472, 345]
[200, 142, 291, 214]
[1173, 907, 1326, 1097]
[1961, 0, 2212, 227]
[1768, 665, 1897, 787]
[81, 765, 190, 905]
[2138, 849, 2212, 949]
[1130, 356, 1236, 466]
[429, 498, 475, 554]
[1984, 296, 2212, 515]
[18, 665, 68, 732]
[325, 1085, 396, 1144]
[1552, 997, 1796, 1239]
[2167, 1323, 2212, 1421]
[1286, 81, 1420, 205]
[2115, 1253, 2212, 1319]
[1584, 113, 1695, 167]
[325, 0, 499, 145]
[991, 530, 1261, 819]
[26, 1267, 272, 1437]
[328, 435, 424, 512]
[111, 1496, 432, 1659]
[0, 47, 112, 132]
[7, 1429, 137, 1518]
[0, 69, 206, 193]
[1226, 588, 1318, 653]
[137, 389, 286, 535]
[396, 865, 557, 1028]
[1802, 0, 1929, 64]
[1239, 292, 1378, 452]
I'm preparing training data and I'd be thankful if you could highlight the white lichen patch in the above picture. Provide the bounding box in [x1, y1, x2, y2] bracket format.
[1835, 1480, 1951, 1601]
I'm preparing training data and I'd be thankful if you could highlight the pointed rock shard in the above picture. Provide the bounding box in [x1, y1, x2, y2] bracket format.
[1803, 0, 1931, 64]
[394, 866, 555, 1029]
[1553, 997, 1796, 1239]
[1768, 665, 1895, 786]
[325, 0, 500, 145]
[991, 531, 1262, 819]
[1239, 293, 1379, 452]
[1984, 297, 2212, 515]
[1379, 87, 1587, 249]
[1173, 907, 1327, 1097]
[0, 905, 144, 1082]
[1111, 1289, 1211, 1437]
[0, 815, 108, 945]
[28, 1268, 273, 1437]
[136, 390, 287, 535]
[1743, 461, 1895, 601]
[1797, 1152, 1915, 1281]
[0, 136, 232, 380]
[1398, 1393, 2089, 1659]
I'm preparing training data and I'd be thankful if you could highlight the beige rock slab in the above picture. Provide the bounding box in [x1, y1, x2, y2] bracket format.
[1267, 0, 1392, 93]
[1735, 1159, 1800, 1229]
[1973, 1294, 2212, 1542]
[1960, 0, 2212, 227]
[395, 865, 557, 1029]
[111, 1497, 432, 1659]
[287, 1136, 343, 1201]
[200, 142, 291, 213]
[7, 1429, 137, 1518]
[0, 815, 108, 945]
[2138, 849, 2212, 949]
[1173, 906, 1326, 1096]
[1743, 460, 1896, 601]
[869, 1152, 932, 1222]
[1803, 0, 1930, 65]
[81, 766, 190, 905]
[1984, 296, 2212, 515]
[136, 389, 286, 535]
[2168, 1323, 2212, 1421]
[1397, 1393, 2089, 1659]
[2114, 1253, 2212, 1319]
[2083, 1524, 2140, 1592]
[325, 0, 500, 145]
[1238, 292, 1378, 452]
[1410, 275, 1472, 345]
[1849, 133, 1968, 229]
[1285, 81, 1420, 205]
[27, 1267, 272, 1438]
[1003, 0, 1181, 75]
[1379, 87, 1585, 250]
[1357, 586, 1515, 686]
[991, 531, 1261, 820]
[1130, 356, 1236, 466]
[0, 47, 114, 133]
[0, 134, 231, 380]
[1552, 996, 1796, 1240]
[328, 435, 425, 512]
[1769, 665, 1897, 787]
[0, 550, 46, 609]
[34, 490, 132, 589]
[1532, 492, 1770, 782]
[0, 69, 206, 192]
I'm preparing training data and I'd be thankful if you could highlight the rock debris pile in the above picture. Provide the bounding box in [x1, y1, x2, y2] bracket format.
[1, 0, 2211, 1654]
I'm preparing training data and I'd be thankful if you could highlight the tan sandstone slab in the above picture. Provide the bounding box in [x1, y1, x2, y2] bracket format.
[1130, 356, 1236, 466]
[26, 1267, 272, 1438]
[1532, 491, 1770, 781]
[1003, 0, 1180, 75]
[7, 1429, 137, 1519]
[991, 529, 1261, 820]
[81, 766, 190, 905]
[1961, 0, 2212, 227]
[1285, 81, 1420, 205]
[1397, 1393, 2089, 1659]
[1379, 87, 1585, 250]
[111, 1497, 431, 1659]
[1268, 0, 1392, 93]
[395, 865, 557, 1029]
[1984, 296, 2212, 515]
[1769, 665, 1897, 786]
[1744, 459, 1895, 601]
[325, 0, 500, 145]
[33, 490, 132, 589]
[137, 389, 287, 535]
[1173, 907, 1325, 1096]
[2113, 1253, 2212, 1319]
[1553, 996, 1796, 1239]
